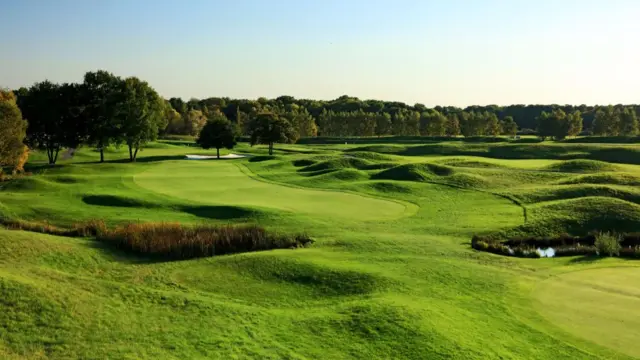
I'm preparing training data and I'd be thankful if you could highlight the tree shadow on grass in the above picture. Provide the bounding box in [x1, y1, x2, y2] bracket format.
[568, 255, 602, 264]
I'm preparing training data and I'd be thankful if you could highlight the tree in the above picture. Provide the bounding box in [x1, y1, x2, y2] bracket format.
[375, 113, 391, 137]
[445, 113, 461, 137]
[116, 77, 165, 162]
[83, 70, 123, 163]
[0, 90, 28, 171]
[485, 112, 501, 136]
[404, 111, 421, 136]
[196, 112, 237, 159]
[567, 110, 583, 137]
[184, 109, 207, 136]
[391, 112, 405, 135]
[619, 107, 638, 136]
[20, 81, 87, 164]
[164, 106, 183, 135]
[536, 111, 554, 140]
[285, 108, 318, 138]
[249, 112, 297, 155]
[421, 111, 447, 136]
[501, 116, 518, 137]
[592, 105, 620, 136]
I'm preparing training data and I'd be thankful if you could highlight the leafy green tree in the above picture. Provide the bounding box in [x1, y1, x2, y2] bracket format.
[184, 109, 207, 136]
[375, 113, 391, 137]
[20, 81, 87, 164]
[391, 112, 405, 135]
[83, 70, 124, 162]
[249, 112, 297, 155]
[404, 111, 421, 136]
[116, 77, 165, 162]
[501, 116, 518, 136]
[285, 108, 318, 138]
[196, 112, 237, 158]
[567, 110, 583, 137]
[485, 112, 501, 136]
[0, 90, 28, 170]
[592, 105, 620, 136]
[164, 106, 183, 135]
[445, 113, 461, 137]
[619, 107, 638, 136]
[421, 111, 447, 136]
[536, 111, 554, 140]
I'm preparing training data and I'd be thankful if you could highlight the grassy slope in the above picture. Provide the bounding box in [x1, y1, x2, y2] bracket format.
[0, 141, 638, 359]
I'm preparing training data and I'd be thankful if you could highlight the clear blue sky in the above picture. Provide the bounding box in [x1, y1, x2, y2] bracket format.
[1, 0, 638, 106]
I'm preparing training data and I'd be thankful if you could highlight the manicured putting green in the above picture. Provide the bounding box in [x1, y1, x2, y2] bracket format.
[534, 267, 640, 358]
[135, 160, 411, 221]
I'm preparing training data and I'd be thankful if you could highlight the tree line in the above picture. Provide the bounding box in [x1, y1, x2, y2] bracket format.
[165, 94, 639, 139]
[3, 71, 640, 169]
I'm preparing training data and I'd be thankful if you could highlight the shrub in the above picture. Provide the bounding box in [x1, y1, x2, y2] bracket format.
[595, 232, 621, 257]
[96, 223, 313, 260]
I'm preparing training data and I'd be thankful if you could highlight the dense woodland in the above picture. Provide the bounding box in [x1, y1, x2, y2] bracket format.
[1, 70, 639, 168]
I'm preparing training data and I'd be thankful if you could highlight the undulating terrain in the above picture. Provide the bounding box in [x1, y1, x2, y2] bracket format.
[1, 140, 639, 359]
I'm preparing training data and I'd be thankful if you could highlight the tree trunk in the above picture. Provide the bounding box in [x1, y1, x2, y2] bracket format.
[47, 148, 54, 165]
[53, 148, 59, 164]
[268, 142, 273, 155]
[217, 147, 220, 159]
[133, 147, 139, 162]
[99, 148, 104, 163]
[128, 145, 134, 162]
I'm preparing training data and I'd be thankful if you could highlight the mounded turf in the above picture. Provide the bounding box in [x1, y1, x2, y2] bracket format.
[0, 140, 639, 359]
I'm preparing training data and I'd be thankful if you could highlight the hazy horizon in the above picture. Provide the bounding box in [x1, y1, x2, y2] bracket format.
[2, 0, 638, 107]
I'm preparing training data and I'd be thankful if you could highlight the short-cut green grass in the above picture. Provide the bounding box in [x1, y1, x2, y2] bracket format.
[0, 140, 639, 359]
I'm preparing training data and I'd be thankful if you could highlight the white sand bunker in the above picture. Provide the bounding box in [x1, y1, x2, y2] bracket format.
[185, 154, 248, 160]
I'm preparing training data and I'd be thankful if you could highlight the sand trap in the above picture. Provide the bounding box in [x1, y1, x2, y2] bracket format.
[185, 154, 248, 160]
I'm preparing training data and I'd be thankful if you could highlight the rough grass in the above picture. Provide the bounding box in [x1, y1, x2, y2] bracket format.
[557, 172, 640, 186]
[372, 163, 455, 182]
[544, 159, 620, 173]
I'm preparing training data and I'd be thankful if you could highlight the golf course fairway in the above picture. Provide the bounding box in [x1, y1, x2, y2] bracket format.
[134, 160, 412, 221]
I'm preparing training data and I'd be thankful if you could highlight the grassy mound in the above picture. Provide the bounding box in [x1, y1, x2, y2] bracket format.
[345, 151, 395, 161]
[372, 163, 455, 182]
[300, 157, 374, 173]
[436, 157, 506, 169]
[366, 181, 414, 194]
[344, 145, 406, 154]
[557, 172, 640, 186]
[447, 173, 491, 188]
[82, 194, 160, 208]
[502, 197, 640, 238]
[544, 159, 620, 173]
[0, 177, 59, 192]
[315, 168, 369, 182]
[512, 185, 640, 205]
[233, 256, 388, 297]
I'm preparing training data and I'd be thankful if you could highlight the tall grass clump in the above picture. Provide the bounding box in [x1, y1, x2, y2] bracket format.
[595, 232, 621, 257]
[97, 223, 313, 260]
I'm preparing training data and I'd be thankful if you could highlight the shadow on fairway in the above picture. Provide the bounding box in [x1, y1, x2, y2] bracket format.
[82, 194, 159, 208]
[180, 205, 261, 220]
